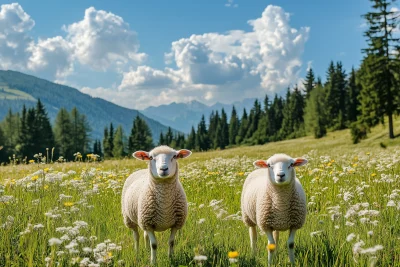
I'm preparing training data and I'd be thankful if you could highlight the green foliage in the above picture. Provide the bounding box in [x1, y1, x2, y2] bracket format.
[128, 116, 153, 153]
[54, 108, 73, 160]
[303, 67, 315, 98]
[304, 84, 328, 138]
[228, 106, 239, 145]
[112, 125, 126, 158]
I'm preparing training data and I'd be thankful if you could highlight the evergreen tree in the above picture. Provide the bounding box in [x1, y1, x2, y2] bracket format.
[128, 116, 153, 153]
[324, 61, 340, 129]
[108, 123, 114, 157]
[113, 125, 125, 158]
[335, 62, 348, 129]
[34, 99, 55, 155]
[347, 67, 361, 123]
[195, 115, 210, 151]
[159, 132, 165, 145]
[54, 108, 73, 160]
[0, 127, 7, 163]
[186, 126, 196, 150]
[218, 108, 229, 149]
[228, 106, 240, 145]
[236, 109, 248, 144]
[357, 0, 400, 138]
[165, 127, 174, 146]
[303, 67, 316, 98]
[16, 106, 28, 158]
[208, 111, 220, 145]
[246, 100, 262, 141]
[103, 127, 111, 158]
[70, 107, 91, 155]
[304, 84, 328, 138]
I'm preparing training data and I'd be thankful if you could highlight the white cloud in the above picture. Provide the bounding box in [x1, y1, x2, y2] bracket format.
[27, 36, 73, 79]
[115, 5, 309, 108]
[0, 3, 34, 70]
[65, 7, 146, 71]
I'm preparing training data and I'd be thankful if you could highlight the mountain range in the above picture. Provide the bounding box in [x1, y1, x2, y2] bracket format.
[0, 70, 173, 142]
[141, 98, 258, 133]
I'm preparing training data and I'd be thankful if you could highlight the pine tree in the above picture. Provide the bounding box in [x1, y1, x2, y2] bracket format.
[358, 0, 400, 138]
[195, 115, 210, 151]
[208, 111, 220, 145]
[108, 123, 114, 157]
[103, 127, 111, 158]
[303, 67, 315, 98]
[113, 125, 125, 158]
[34, 99, 55, 155]
[228, 106, 240, 145]
[335, 62, 348, 129]
[246, 100, 262, 141]
[128, 116, 153, 153]
[236, 109, 248, 144]
[16, 106, 28, 158]
[269, 95, 284, 141]
[54, 108, 73, 160]
[304, 84, 327, 138]
[218, 108, 229, 149]
[70, 107, 91, 155]
[186, 126, 196, 150]
[159, 132, 165, 145]
[165, 127, 173, 146]
[347, 67, 361, 123]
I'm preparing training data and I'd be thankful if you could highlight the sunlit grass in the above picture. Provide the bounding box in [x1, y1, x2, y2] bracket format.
[0, 120, 400, 266]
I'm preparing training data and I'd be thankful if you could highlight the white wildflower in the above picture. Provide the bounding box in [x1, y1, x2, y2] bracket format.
[346, 233, 356, 242]
[48, 238, 63, 246]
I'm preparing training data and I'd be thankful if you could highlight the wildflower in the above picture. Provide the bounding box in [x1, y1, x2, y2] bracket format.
[194, 255, 208, 261]
[370, 173, 377, 177]
[31, 175, 39, 181]
[44, 168, 49, 172]
[64, 202, 74, 207]
[346, 233, 356, 242]
[310, 231, 323, 237]
[33, 224, 44, 230]
[228, 251, 239, 258]
[387, 200, 396, 207]
[44, 185, 49, 190]
[48, 237, 63, 246]
[267, 244, 276, 251]
[198, 218, 206, 224]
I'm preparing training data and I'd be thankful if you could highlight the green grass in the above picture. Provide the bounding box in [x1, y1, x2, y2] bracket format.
[0, 84, 36, 100]
[0, 120, 400, 266]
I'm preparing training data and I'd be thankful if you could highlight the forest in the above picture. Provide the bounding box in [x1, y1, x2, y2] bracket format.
[0, 0, 398, 163]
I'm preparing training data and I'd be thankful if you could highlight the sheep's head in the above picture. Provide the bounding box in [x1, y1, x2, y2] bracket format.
[253, 154, 307, 185]
[133, 145, 192, 179]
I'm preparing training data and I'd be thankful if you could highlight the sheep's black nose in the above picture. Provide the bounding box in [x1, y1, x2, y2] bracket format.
[160, 167, 168, 171]
[277, 173, 285, 178]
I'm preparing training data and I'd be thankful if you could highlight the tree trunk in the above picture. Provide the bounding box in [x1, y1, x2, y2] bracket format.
[388, 112, 394, 138]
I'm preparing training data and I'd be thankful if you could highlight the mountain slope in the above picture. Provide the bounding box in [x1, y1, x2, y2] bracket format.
[142, 99, 258, 133]
[0, 70, 174, 141]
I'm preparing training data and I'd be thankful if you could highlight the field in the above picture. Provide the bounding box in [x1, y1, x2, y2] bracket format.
[0, 84, 35, 101]
[0, 122, 400, 266]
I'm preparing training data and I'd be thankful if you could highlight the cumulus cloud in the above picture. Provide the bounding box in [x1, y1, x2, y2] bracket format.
[65, 7, 146, 71]
[0, 4, 146, 81]
[115, 5, 309, 108]
[0, 3, 34, 70]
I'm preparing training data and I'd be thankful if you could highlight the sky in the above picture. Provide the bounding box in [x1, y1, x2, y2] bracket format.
[0, 0, 382, 110]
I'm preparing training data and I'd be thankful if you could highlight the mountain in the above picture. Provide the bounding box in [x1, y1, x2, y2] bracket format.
[0, 70, 175, 142]
[141, 98, 259, 133]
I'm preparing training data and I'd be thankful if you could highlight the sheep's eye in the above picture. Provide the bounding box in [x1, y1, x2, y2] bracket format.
[149, 156, 153, 160]
[289, 163, 294, 168]
[267, 163, 271, 168]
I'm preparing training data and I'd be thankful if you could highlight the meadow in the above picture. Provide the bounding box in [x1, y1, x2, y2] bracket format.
[0, 122, 400, 267]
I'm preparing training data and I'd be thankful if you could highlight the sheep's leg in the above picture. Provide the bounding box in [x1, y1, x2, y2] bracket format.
[273, 231, 279, 250]
[144, 231, 150, 250]
[288, 229, 297, 265]
[249, 226, 257, 255]
[147, 231, 157, 265]
[132, 227, 139, 254]
[266, 229, 276, 266]
[168, 228, 178, 257]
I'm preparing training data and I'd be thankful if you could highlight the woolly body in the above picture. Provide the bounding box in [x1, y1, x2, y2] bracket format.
[241, 168, 306, 231]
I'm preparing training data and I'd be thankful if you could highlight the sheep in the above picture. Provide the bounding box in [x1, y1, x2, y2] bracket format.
[121, 145, 192, 265]
[241, 153, 308, 265]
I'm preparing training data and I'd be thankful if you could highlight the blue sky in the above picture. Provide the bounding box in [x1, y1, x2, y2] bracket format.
[0, 0, 377, 109]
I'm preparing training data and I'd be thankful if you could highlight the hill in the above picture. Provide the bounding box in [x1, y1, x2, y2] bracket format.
[0, 70, 175, 141]
[141, 98, 257, 133]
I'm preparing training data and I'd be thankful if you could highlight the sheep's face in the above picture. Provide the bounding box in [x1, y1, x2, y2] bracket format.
[253, 154, 308, 185]
[133, 146, 192, 180]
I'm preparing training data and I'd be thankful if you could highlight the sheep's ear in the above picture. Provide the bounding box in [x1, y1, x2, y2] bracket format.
[293, 158, 308, 166]
[176, 149, 192, 159]
[133, 151, 151, 161]
[253, 160, 268, 168]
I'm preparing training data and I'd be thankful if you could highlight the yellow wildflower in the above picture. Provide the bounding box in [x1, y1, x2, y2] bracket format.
[31, 175, 39, 181]
[228, 251, 239, 258]
[64, 202, 74, 207]
[237, 172, 245, 176]
[352, 163, 358, 168]
[107, 252, 112, 257]
[366, 152, 370, 155]
[371, 173, 377, 177]
[44, 185, 49, 190]
[44, 168, 49, 172]
[29, 159, 35, 164]
[267, 244, 276, 251]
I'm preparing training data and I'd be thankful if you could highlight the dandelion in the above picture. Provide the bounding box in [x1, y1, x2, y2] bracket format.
[267, 244, 276, 251]
[371, 173, 377, 177]
[228, 251, 239, 258]
[64, 202, 74, 207]
[31, 175, 39, 181]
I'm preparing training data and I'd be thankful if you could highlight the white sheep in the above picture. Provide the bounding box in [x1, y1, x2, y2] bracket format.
[241, 153, 308, 265]
[121, 145, 192, 265]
